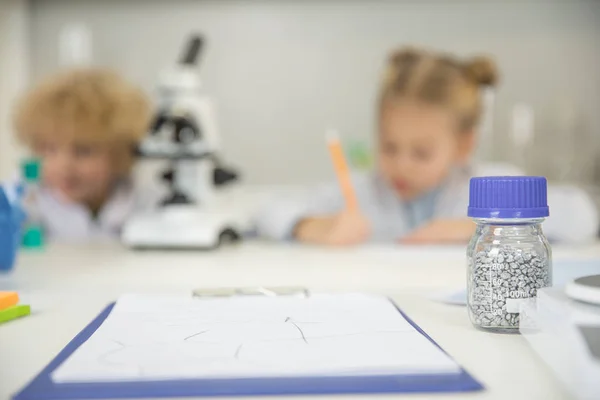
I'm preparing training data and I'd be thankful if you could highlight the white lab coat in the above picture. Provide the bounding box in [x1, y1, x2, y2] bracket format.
[255, 163, 599, 244]
[34, 182, 162, 242]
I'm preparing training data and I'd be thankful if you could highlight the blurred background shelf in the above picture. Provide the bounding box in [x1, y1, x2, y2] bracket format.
[2, 0, 599, 188]
[0, 0, 29, 181]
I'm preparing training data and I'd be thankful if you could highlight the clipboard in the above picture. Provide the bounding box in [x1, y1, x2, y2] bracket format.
[13, 290, 484, 399]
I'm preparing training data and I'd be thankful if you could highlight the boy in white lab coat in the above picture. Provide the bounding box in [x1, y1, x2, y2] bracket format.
[13, 68, 156, 241]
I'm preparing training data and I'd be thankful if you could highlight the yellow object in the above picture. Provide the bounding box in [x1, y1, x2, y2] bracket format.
[0, 292, 19, 311]
[326, 131, 358, 210]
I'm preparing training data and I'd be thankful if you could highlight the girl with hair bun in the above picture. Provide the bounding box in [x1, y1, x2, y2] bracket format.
[256, 47, 598, 245]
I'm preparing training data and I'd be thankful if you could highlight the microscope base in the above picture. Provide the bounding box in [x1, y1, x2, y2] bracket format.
[121, 205, 245, 249]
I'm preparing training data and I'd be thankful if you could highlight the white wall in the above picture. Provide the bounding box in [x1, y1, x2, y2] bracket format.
[28, 0, 600, 185]
[0, 0, 28, 180]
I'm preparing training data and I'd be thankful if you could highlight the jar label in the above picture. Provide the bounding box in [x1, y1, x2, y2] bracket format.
[505, 298, 527, 313]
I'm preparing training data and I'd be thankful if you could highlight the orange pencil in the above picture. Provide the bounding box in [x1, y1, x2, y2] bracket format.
[326, 130, 358, 210]
[0, 292, 19, 311]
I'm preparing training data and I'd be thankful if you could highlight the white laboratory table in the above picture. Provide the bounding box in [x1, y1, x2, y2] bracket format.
[2, 241, 600, 400]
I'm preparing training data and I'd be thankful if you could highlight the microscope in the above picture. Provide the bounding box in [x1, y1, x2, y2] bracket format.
[121, 35, 246, 249]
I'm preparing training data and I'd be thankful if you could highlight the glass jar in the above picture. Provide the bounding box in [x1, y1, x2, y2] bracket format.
[467, 177, 552, 333]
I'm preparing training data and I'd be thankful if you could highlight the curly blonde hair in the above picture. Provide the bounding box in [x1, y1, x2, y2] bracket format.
[380, 47, 498, 133]
[13, 68, 151, 174]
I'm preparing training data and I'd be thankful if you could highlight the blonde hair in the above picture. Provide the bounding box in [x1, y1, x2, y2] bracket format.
[380, 47, 498, 132]
[13, 68, 151, 174]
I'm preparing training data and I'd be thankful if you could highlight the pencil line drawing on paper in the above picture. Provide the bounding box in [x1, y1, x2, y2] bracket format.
[285, 317, 308, 344]
[184, 330, 209, 341]
[98, 341, 126, 367]
[93, 319, 406, 376]
[234, 344, 243, 359]
[52, 295, 461, 383]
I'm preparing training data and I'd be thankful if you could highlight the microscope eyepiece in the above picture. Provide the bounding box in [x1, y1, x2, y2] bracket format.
[180, 35, 204, 66]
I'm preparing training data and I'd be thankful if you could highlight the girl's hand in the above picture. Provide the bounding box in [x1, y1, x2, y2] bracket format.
[400, 219, 475, 244]
[293, 209, 371, 246]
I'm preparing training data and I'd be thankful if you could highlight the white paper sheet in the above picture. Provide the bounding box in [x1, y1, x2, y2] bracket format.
[52, 293, 460, 383]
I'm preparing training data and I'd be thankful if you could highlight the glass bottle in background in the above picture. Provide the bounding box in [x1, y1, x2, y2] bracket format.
[509, 103, 535, 173]
[20, 158, 45, 249]
[535, 99, 593, 184]
[474, 87, 496, 163]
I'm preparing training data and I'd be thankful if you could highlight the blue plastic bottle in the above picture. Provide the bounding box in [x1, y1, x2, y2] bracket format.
[0, 186, 25, 272]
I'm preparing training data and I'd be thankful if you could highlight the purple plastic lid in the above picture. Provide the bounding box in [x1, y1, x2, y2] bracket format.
[468, 176, 549, 219]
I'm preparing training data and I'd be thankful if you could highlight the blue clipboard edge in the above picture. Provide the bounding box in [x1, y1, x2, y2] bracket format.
[13, 300, 484, 399]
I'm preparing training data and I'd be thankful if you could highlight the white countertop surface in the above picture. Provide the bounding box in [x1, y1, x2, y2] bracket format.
[2, 241, 599, 400]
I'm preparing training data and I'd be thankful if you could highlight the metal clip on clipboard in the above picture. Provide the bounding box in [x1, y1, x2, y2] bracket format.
[192, 286, 310, 298]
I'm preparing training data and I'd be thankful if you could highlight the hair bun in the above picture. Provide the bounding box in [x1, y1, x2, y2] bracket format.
[463, 56, 498, 87]
[389, 47, 422, 67]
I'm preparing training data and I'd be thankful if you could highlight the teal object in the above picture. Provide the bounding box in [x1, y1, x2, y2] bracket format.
[21, 159, 41, 182]
[21, 224, 44, 248]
